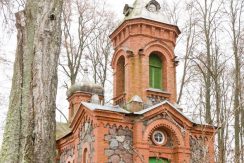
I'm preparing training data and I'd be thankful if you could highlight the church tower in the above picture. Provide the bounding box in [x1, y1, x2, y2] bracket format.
[56, 1, 216, 162]
[110, 0, 180, 110]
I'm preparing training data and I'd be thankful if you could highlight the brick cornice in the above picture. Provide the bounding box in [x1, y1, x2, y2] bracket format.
[110, 18, 180, 40]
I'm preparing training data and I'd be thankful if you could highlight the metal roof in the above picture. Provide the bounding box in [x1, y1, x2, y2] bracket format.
[81, 102, 130, 114]
[124, 0, 171, 25]
[56, 100, 212, 141]
[134, 100, 204, 125]
[81, 101, 210, 126]
[56, 122, 71, 140]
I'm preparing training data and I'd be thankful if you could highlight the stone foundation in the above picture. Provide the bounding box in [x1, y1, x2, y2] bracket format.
[190, 136, 209, 163]
[77, 122, 95, 162]
[59, 147, 74, 163]
[105, 125, 133, 163]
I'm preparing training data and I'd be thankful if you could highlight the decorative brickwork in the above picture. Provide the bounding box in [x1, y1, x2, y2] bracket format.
[59, 146, 74, 163]
[148, 130, 173, 147]
[110, 19, 180, 104]
[190, 136, 210, 163]
[104, 125, 133, 163]
[77, 122, 95, 162]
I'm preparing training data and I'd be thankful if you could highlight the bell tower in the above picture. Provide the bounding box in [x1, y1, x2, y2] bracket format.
[110, 0, 180, 109]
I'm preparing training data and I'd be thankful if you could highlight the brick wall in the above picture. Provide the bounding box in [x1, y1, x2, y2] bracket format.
[111, 18, 180, 105]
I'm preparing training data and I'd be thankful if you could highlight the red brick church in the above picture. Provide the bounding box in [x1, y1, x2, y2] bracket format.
[56, 0, 216, 162]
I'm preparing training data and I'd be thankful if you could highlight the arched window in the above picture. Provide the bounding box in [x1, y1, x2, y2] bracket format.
[116, 56, 125, 96]
[149, 54, 162, 89]
[83, 148, 88, 163]
[70, 103, 74, 118]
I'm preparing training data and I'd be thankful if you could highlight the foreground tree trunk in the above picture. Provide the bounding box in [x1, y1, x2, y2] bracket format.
[0, 0, 63, 162]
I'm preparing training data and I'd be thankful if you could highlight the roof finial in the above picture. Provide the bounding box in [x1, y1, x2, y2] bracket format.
[81, 57, 90, 83]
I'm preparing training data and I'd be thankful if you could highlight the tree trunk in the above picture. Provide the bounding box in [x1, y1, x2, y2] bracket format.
[0, 0, 63, 162]
[233, 37, 240, 163]
[0, 11, 25, 163]
[230, 1, 241, 162]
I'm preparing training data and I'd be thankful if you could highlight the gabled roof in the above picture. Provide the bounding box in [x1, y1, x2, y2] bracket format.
[81, 100, 209, 126]
[56, 100, 214, 141]
[56, 122, 71, 140]
[134, 100, 210, 125]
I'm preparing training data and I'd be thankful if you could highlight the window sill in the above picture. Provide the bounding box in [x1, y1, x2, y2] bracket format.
[146, 88, 170, 94]
[146, 88, 171, 100]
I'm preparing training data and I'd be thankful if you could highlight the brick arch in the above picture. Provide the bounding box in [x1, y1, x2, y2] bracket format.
[143, 119, 184, 147]
[115, 55, 126, 96]
[144, 41, 174, 61]
[82, 142, 91, 163]
[111, 48, 128, 69]
[147, 46, 170, 90]
[66, 156, 73, 163]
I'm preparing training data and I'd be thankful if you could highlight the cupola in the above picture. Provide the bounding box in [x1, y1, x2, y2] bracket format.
[123, 0, 170, 24]
[66, 69, 104, 122]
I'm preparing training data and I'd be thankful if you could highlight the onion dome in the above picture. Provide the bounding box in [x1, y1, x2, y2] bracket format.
[66, 68, 104, 97]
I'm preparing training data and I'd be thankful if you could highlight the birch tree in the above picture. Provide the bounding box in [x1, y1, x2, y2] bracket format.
[0, 0, 63, 162]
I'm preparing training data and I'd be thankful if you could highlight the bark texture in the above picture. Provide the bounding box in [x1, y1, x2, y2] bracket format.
[0, 0, 63, 162]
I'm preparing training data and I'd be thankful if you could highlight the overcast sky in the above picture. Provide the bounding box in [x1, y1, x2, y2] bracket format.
[108, 0, 134, 15]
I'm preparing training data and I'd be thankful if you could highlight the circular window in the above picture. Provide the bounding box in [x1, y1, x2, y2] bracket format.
[152, 131, 166, 145]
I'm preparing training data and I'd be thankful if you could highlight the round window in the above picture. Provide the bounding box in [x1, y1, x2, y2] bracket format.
[152, 131, 166, 145]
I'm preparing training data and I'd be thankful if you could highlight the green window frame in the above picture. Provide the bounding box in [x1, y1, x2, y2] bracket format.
[149, 54, 162, 89]
[149, 157, 170, 163]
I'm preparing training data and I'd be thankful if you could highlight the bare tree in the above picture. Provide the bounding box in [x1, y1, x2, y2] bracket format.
[224, 0, 244, 162]
[211, 26, 229, 163]
[60, 0, 109, 86]
[177, 2, 197, 103]
[240, 30, 244, 163]
[190, 0, 223, 124]
[86, 11, 116, 88]
[0, 0, 63, 162]
[176, 1, 237, 162]
[0, 0, 25, 29]
[161, 0, 182, 25]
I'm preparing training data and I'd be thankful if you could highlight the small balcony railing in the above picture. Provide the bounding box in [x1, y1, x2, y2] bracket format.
[146, 88, 170, 104]
[113, 93, 126, 106]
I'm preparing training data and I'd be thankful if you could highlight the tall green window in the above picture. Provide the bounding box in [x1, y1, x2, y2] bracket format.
[149, 157, 170, 163]
[149, 54, 162, 89]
